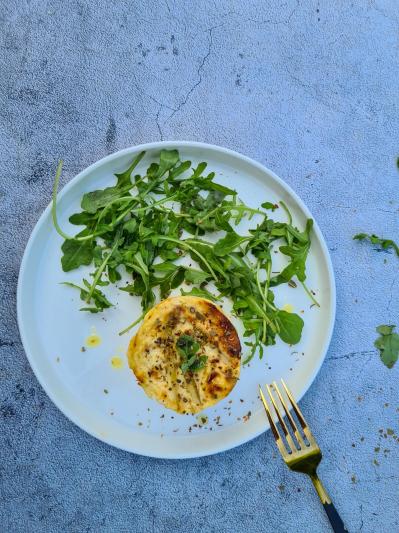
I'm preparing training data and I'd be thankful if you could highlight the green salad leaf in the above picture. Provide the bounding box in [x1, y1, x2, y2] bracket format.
[214, 232, 249, 256]
[354, 233, 399, 257]
[276, 311, 304, 344]
[61, 239, 94, 272]
[176, 334, 207, 373]
[375, 325, 399, 368]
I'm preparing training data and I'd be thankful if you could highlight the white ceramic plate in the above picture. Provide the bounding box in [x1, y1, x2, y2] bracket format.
[17, 141, 335, 459]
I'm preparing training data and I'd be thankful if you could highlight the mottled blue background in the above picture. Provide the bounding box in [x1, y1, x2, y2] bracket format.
[1, 1, 398, 532]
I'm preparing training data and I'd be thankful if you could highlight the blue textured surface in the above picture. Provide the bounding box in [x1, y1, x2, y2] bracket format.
[1, 2, 398, 532]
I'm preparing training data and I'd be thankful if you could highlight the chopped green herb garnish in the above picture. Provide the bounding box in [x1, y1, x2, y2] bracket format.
[53, 150, 315, 361]
[375, 325, 399, 369]
[176, 334, 207, 373]
[354, 233, 399, 257]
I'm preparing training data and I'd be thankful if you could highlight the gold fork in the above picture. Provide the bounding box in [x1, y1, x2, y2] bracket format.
[259, 379, 348, 533]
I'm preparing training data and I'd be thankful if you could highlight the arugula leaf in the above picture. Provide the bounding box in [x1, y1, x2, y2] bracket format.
[152, 262, 179, 273]
[184, 268, 211, 284]
[62, 280, 113, 311]
[169, 160, 192, 180]
[180, 287, 220, 301]
[375, 325, 399, 368]
[271, 219, 313, 286]
[159, 266, 185, 299]
[157, 149, 180, 177]
[274, 242, 309, 283]
[69, 211, 96, 226]
[123, 219, 137, 234]
[354, 233, 399, 257]
[176, 334, 207, 373]
[81, 156, 145, 214]
[276, 311, 304, 344]
[114, 151, 145, 188]
[261, 202, 278, 211]
[85, 230, 123, 302]
[191, 162, 207, 179]
[81, 187, 126, 214]
[200, 181, 236, 196]
[61, 239, 94, 272]
[214, 232, 249, 256]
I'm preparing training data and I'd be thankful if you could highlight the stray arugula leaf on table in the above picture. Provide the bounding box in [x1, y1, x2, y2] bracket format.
[374, 325, 399, 368]
[52, 150, 317, 362]
[353, 233, 399, 257]
[176, 334, 207, 373]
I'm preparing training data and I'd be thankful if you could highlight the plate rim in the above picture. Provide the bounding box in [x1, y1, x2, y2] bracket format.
[17, 140, 336, 459]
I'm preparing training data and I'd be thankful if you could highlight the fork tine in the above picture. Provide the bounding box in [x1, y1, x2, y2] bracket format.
[281, 379, 315, 443]
[266, 384, 297, 452]
[259, 386, 288, 457]
[272, 381, 306, 448]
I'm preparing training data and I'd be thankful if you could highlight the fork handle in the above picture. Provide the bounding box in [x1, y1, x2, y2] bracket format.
[323, 503, 348, 533]
[310, 476, 348, 532]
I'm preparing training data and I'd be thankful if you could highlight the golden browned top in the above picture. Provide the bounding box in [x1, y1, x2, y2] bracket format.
[127, 296, 241, 414]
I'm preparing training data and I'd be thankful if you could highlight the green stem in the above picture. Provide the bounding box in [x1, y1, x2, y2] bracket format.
[117, 151, 146, 180]
[86, 237, 120, 302]
[255, 262, 267, 343]
[51, 160, 149, 242]
[72, 200, 140, 243]
[154, 207, 191, 218]
[196, 206, 219, 223]
[263, 262, 277, 310]
[52, 161, 75, 240]
[155, 237, 218, 281]
[229, 205, 267, 217]
[97, 192, 177, 230]
[118, 312, 146, 336]
[264, 261, 271, 298]
[301, 281, 320, 307]
[279, 200, 292, 225]
[97, 196, 137, 225]
[246, 295, 277, 333]
[198, 204, 266, 224]
[128, 192, 178, 215]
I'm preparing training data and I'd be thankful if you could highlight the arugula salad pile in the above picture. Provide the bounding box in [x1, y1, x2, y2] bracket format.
[52, 150, 318, 363]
